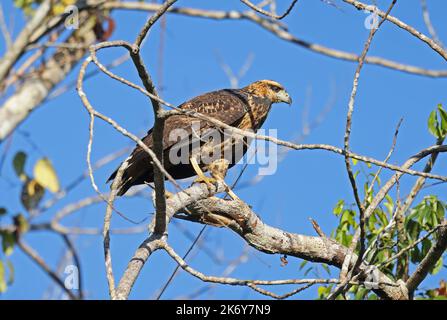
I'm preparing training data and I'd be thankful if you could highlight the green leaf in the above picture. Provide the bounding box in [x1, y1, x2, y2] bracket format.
[375, 208, 389, 226]
[14, 0, 27, 9]
[0, 260, 6, 293]
[430, 258, 443, 275]
[341, 210, 356, 227]
[364, 182, 373, 204]
[355, 287, 368, 300]
[406, 220, 421, 241]
[13, 151, 27, 181]
[303, 266, 313, 276]
[341, 232, 353, 247]
[411, 246, 421, 264]
[438, 104, 447, 134]
[384, 201, 394, 216]
[421, 238, 432, 258]
[435, 200, 445, 222]
[368, 213, 377, 232]
[333, 200, 344, 216]
[298, 260, 308, 270]
[318, 286, 331, 299]
[428, 110, 438, 138]
[6, 260, 14, 285]
[14, 214, 29, 235]
[406, 204, 423, 225]
[428, 106, 447, 138]
[321, 263, 331, 276]
[1, 232, 15, 256]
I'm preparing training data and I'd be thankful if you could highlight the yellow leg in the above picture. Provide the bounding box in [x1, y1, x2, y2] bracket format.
[223, 183, 240, 201]
[165, 190, 174, 199]
[190, 157, 218, 189]
[208, 159, 240, 201]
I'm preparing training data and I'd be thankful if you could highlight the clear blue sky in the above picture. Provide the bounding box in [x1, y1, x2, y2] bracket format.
[1, 0, 446, 299]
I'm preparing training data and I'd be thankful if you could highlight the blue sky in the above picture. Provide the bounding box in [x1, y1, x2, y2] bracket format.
[0, 0, 446, 299]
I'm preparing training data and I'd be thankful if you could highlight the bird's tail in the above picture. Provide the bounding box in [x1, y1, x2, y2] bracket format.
[106, 156, 153, 196]
[106, 166, 131, 196]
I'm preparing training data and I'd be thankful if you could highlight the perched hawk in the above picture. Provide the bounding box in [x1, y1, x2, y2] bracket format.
[108, 80, 292, 196]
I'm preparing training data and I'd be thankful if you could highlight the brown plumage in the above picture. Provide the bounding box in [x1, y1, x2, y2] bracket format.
[107, 80, 292, 196]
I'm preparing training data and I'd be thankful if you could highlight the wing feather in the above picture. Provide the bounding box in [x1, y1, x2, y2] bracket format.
[107, 89, 250, 195]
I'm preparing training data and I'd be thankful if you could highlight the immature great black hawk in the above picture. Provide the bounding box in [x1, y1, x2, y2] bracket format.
[107, 80, 292, 197]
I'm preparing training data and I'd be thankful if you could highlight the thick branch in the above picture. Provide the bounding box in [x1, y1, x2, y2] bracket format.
[181, 197, 408, 300]
[0, 13, 98, 141]
[0, 0, 51, 83]
[406, 221, 447, 295]
[115, 181, 227, 300]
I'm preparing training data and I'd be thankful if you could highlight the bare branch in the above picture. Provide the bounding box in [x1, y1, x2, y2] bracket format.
[163, 106, 447, 182]
[60, 234, 84, 300]
[18, 239, 79, 300]
[343, 0, 447, 62]
[177, 196, 407, 299]
[115, 181, 229, 300]
[420, 0, 444, 49]
[337, 1, 396, 294]
[104, 1, 447, 77]
[0, 11, 98, 141]
[0, 0, 51, 83]
[240, 0, 298, 20]
[0, 3, 12, 49]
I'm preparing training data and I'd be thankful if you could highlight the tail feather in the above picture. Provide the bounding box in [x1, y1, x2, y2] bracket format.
[106, 155, 154, 196]
[106, 169, 117, 184]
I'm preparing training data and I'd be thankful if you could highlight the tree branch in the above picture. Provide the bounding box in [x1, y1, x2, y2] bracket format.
[240, 0, 298, 20]
[406, 221, 447, 295]
[0, 0, 51, 83]
[0, 10, 98, 141]
[18, 238, 79, 300]
[104, 1, 447, 77]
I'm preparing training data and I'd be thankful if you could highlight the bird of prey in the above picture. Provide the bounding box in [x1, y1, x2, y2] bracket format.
[107, 80, 292, 197]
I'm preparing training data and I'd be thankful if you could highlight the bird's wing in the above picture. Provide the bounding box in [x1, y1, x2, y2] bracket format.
[137, 89, 250, 151]
[106, 89, 250, 190]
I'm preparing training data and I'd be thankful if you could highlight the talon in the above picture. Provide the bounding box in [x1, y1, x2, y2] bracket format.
[194, 174, 218, 190]
[165, 191, 174, 199]
[226, 188, 240, 201]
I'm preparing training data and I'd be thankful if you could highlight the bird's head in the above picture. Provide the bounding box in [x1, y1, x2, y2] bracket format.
[243, 80, 292, 105]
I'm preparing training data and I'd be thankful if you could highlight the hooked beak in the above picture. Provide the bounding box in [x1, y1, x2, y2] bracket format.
[276, 89, 292, 105]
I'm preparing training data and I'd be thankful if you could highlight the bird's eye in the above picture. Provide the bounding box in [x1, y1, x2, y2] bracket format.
[271, 86, 281, 92]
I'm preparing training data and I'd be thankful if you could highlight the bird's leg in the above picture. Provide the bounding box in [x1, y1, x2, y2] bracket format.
[208, 159, 240, 201]
[190, 157, 218, 190]
[164, 191, 174, 199]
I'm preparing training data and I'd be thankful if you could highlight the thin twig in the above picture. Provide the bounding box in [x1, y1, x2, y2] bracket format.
[240, 0, 298, 20]
[103, 1, 447, 77]
[332, 1, 397, 299]
[420, 0, 444, 49]
[18, 239, 78, 300]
